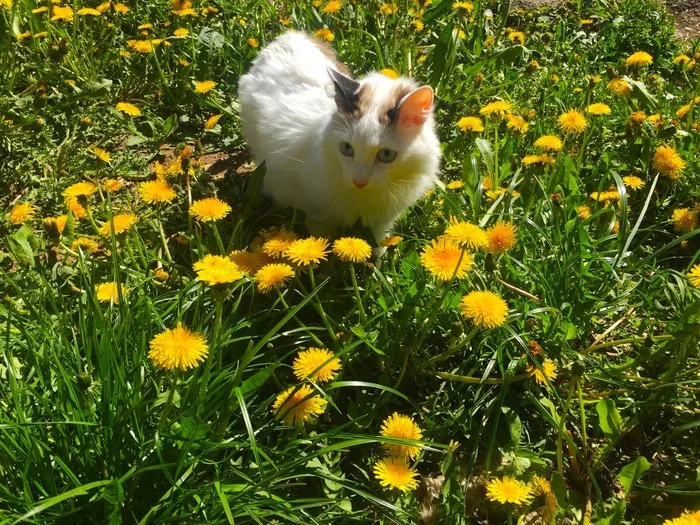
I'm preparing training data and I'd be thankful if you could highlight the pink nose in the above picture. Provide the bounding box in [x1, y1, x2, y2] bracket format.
[353, 180, 367, 189]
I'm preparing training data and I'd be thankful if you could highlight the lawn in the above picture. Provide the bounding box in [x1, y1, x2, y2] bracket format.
[1, 0, 699, 523]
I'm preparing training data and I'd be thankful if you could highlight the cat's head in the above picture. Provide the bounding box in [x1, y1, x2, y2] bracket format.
[325, 69, 441, 191]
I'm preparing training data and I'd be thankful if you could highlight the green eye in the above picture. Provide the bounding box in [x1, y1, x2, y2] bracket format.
[376, 148, 397, 163]
[339, 142, 354, 157]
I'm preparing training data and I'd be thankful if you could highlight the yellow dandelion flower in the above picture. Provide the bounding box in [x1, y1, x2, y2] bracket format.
[333, 237, 372, 263]
[373, 458, 419, 492]
[77, 8, 101, 16]
[628, 111, 646, 125]
[586, 103, 611, 115]
[96, 1, 110, 12]
[623, 176, 645, 190]
[103, 179, 124, 192]
[530, 475, 558, 523]
[51, 5, 74, 21]
[663, 510, 700, 525]
[262, 228, 299, 258]
[114, 3, 129, 13]
[381, 235, 403, 247]
[411, 19, 424, 31]
[43, 215, 68, 236]
[444, 220, 489, 250]
[255, 263, 295, 293]
[194, 80, 216, 93]
[193, 254, 243, 285]
[578, 205, 591, 220]
[486, 476, 533, 505]
[379, 68, 399, 79]
[460, 290, 509, 328]
[625, 51, 653, 67]
[178, 58, 190, 67]
[608, 77, 631, 97]
[173, 27, 189, 37]
[506, 113, 529, 133]
[508, 31, 525, 45]
[138, 180, 177, 204]
[653, 145, 685, 180]
[32, 6, 48, 13]
[487, 221, 517, 254]
[673, 54, 691, 66]
[230, 249, 270, 275]
[314, 28, 334, 42]
[90, 147, 112, 163]
[285, 237, 330, 267]
[126, 39, 153, 53]
[72, 237, 100, 253]
[534, 135, 563, 152]
[148, 324, 209, 372]
[189, 198, 231, 222]
[420, 238, 474, 280]
[99, 213, 137, 236]
[557, 109, 588, 134]
[322, 0, 342, 14]
[153, 268, 169, 281]
[293, 348, 341, 382]
[480, 100, 512, 117]
[528, 359, 558, 385]
[446, 180, 464, 190]
[272, 384, 327, 426]
[523, 154, 555, 166]
[452, 1, 473, 14]
[67, 198, 87, 219]
[379, 3, 399, 15]
[687, 265, 700, 288]
[672, 208, 698, 233]
[15, 31, 32, 40]
[247, 37, 259, 48]
[204, 114, 222, 130]
[115, 102, 141, 116]
[9, 203, 36, 225]
[457, 116, 484, 132]
[380, 412, 423, 459]
[95, 282, 127, 304]
[63, 182, 97, 199]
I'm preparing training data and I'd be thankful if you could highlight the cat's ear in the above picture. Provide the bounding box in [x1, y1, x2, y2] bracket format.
[396, 86, 434, 128]
[328, 67, 361, 114]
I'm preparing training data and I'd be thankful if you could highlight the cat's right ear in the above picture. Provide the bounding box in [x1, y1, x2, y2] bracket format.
[327, 67, 361, 114]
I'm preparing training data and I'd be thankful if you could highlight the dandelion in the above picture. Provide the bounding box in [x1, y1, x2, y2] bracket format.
[508, 31, 525, 45]
[452, 1, 473, 14]
[95, 282, 127, 304]
[255, 263, 295, 293]
[63, 182, 97, 199]
[411, 19, 424, 31]
[379, 3, 399, 15]
[333, 237, 372, 263]
[114, 3, 129, 14]
[193, 255, 243, 285]
[189, 198, 231, 222]
[608, 77, 631, 97]
[103, 179, 124, 192]
[445, 220, 489, 250]
[586, 103, 611, 115]
[42, 216, 67, 238]
[457, 116, 484, 132]
[379, 68, 399, 79]
[534, 135, 563, 152]
[485, 476, 533, 505]
[32, 6, 48, 13]
[51, 5, 74, 21]
[460, 290, 509, 328]
[99, 213, 138, 236]
[115, 102, 141, 116]
[480, 100, 512, 117]
[72, 237, 100, 253]
[623, 176, 645, 190]
[506, 113, 529, 133]
[153, 268, 169, 281]
[381, 235, 403, 247]
[77, 8, 101, 16]
[230, 250, 266, 274]
[90, 147, 111, 163]
[687, 265, 700, 288]
[373, 458, 419, 492]
[173, 27, 189, 37]
[247, 37, 259, 48]
[139, 180, 177, 204]
[148, 324, 209, 372]
[285, 237, 330, 267]
[322, 0, 342, 14]
[380, 413, 423, 459]
[293, 348, 341, 382]
[653, 145, 685, 180]
[672, 208, 698, 233]
[9, 203, 36, 225]
[487, 221, 517, 254]
[625, 51, 653, 67]
[263, 228, 298, 258]
[272, 384, 327, 426]
[557, 109, 588, 134]
[446, 180, 464, 190]
[530, 476, 558, 523]
[314, 28, 335, 42]
[420, 238, 474, 280]
[522, 154, 555, 166]
[528, 359, 558, 385]
[67, 198, 87, 219]
[663, 510, 700, 525]
[194, 80, 216, 94]
[578, 205, 591, 220]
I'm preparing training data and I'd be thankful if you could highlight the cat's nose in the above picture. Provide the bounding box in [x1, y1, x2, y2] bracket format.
[353, 180, 368, 189]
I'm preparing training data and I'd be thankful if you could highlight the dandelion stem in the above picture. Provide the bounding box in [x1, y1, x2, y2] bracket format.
[436, 371, 530, 384]
[349, 264, 366, 323]
[425, 326, 479, 366]
[156, 207, 173, 263]
[197, 295, 224, 409]
[308, 268, 338, 345]
[211, 222, 226, 255]
[556, 378, 577, 476]
[277, 290, 324, 347]
[157, 371, 179, 433]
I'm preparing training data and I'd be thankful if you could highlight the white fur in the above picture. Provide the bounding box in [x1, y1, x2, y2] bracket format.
[238, 31, 441, 244]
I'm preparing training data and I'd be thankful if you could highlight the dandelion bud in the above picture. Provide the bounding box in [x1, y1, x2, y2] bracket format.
[474, 72, 484, 87]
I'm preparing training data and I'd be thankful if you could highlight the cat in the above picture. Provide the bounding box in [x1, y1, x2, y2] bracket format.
[238, 30, 441, 247]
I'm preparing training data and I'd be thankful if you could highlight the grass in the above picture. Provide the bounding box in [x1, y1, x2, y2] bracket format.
[1, 0, 699, 523]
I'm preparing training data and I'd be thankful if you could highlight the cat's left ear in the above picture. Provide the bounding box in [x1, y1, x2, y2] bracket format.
[397, 86, 434, 128]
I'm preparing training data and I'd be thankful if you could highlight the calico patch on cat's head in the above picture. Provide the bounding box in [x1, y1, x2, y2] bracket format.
[327, 69, 440, 191]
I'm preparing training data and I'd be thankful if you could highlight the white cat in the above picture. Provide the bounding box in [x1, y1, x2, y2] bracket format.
[238, 30, 441, 245]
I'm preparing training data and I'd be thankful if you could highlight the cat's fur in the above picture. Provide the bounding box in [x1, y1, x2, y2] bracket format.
[238, 30, 441, 245]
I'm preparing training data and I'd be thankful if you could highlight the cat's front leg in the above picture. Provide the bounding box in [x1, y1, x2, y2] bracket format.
[371, 222, 393, 259]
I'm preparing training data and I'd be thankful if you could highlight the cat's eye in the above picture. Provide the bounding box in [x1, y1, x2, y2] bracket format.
[376, 148, 397, 163]
[339, 142, 354, 157]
